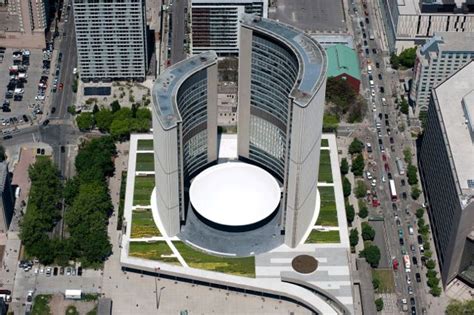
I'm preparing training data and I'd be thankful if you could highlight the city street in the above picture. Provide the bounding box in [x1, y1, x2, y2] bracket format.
[349, 0, 430, 313]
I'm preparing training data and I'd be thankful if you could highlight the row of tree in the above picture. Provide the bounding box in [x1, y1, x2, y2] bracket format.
[76, 101, 151, 140]
[20, 137, 116, 267]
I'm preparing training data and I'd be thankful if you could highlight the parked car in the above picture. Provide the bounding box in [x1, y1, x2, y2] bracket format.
[415, 272, 421, 282]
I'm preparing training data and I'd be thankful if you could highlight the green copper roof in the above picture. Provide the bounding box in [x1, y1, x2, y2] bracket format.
[326, 45, 361, 81]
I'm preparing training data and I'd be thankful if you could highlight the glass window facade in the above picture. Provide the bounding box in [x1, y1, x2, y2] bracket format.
[177, 70, 209, 179]
[248, 33, 299, 180]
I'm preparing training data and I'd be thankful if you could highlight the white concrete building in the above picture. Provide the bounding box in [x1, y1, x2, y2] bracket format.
[410, 32, 474, 112]
[190, 0, 268, 55]
[73, 0, 147, 82]
[380, 0, 474, 52]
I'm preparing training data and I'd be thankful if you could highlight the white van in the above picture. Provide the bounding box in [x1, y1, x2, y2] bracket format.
[15, 187, 21, 199]
[367, 65, 372, 74]
[369, 80, 374, 87]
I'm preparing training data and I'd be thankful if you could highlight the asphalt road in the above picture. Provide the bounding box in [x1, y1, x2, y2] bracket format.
[350, 0, 427, 313]
[169, 0, 187, 64]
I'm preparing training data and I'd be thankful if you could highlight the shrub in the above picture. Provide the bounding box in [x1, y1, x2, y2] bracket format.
[343, 177, 352, 198]
[362, 223, 376, 241]
[349, 228, 359, 247]
[340, 158, 349, 175]
[375, 298, 384, 312]
[354, 180, 367, 198]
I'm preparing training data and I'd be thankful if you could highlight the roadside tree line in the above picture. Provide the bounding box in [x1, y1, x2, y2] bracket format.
[20, 137, 116, 267]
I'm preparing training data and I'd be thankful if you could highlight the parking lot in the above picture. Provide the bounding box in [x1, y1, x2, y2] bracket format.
[0, 48, 48, 132]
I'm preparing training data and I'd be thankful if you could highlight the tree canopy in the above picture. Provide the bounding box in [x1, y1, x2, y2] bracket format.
[360, 244, 381, 267]
[349, 228, 359, 247]
[351, 154, 365, 177]
[362, 223, 376, 241]
[325, 77, 367, 123]
[343, 177, 352, 198]
[340, 158, 349, 175]
[446, 300, 474, 315]
[349, 138, 364, 155]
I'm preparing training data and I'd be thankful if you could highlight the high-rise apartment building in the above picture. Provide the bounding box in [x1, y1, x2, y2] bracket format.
[0, 162, 14, 233]
[0, 0, 50, 49]
[191, 0, 268, 55]
[152, 14, 327, 247]
[419, 61, 474, 287]
[410, 32, 474, 113]
[73, 0, 147, 82]
[380, 0, 474, 52]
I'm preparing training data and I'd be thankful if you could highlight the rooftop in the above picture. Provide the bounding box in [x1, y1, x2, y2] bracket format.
[151, 51, 218, 130]
[241, 14, 327, 107]
[433, 61, 474, 193]
[189, 162, 281, 227]
[398, 0, 474, 15]
[421, 32, 474, 55]
[326, 45, 361, 80]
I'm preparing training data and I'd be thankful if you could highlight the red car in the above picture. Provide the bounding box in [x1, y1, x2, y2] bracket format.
[392, 258, 399, 270]
[59, 83, 64, 90]
[372, 198, 380, 207]
[384, 163, 390, 172]
[382, 154, 387, 162]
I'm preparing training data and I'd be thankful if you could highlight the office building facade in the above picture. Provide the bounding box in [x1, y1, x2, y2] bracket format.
[0, 0, 51, 49]
[152, 51, 218, 236]
[191, 0, 268, 55]
[410, 32, 474, 113]
[0, 162, 15, 233]
[238, 14, 327, 247]
[152, 15, 326, 247]
[380, 0, 474, 53]
[419, 61, 474, 286]
[73, 0, 147, 82]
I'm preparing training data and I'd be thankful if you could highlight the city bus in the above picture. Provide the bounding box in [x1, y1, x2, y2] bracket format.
[389, 179, 397, 201]
[403, 254, 411, 273]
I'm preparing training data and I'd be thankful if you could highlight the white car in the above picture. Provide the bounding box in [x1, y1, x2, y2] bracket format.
[406, 275, 411, 285]
[34, 267, 39, 274]
[39, 267, 44, 274]
[381, 175, 386, 183]
[371, 179, 377, 187]
[73, 68, 78, 75]
[35, 95, 45, 101]
[366, 171, 372, 180]
[372, 104, 376, 112]
[371, 89, 376, 97]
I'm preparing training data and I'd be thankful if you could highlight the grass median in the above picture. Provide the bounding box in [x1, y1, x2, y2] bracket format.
[133, 175, 155, 206]
[173, 242, 255, 277]
[131, 209, 161, 238]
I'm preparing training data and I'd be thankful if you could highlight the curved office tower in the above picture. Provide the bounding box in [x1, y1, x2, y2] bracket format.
[238, 14, 327, 247]
[152, 51, 218, 236]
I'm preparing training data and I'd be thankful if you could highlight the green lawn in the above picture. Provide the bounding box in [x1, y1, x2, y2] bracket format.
[137, 139, 154, 151]
[136, 153, 154, 172]
[305, 230, 340, 243]
[133, 175, 155, 206]
[318, 149, 333, 183]
[31, 295, 52, 315]
[131, 209, 161, 238]
[316, 186, 338, 226]
[321, 139, 329, 147]
[117, 171, 127, 230]
[129, 241, 180, 264]
[173, 242, 255, 277]
[372, 269, 396, 293]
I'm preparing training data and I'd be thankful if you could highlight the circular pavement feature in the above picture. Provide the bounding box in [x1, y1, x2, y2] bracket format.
[292, 255, 318, 274]
[189, 162, 281, 228]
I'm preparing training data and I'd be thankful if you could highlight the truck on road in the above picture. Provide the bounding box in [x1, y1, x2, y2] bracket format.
[65, 289, 82, 300]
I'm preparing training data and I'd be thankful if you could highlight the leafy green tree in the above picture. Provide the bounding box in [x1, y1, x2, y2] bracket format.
[417, 218, 425, 228]
[398, 47, 417, 68]
[72, 78, 78, 93]
[446, 300, 474, 315]
[390, 53, 400, 69]
[375, 298, 384, 312]
[400, 98, 409, 115]
[362, 223, 376, 241]
[351, 154, 365, 177]
[136, 108, 151, 120]
[354, 180, 367, 198]
[420, 224, 430, 236]
[372, 277, 380, 291]
[110, 118, 131, 140]
[349, 138, 364, 155]
[0, 145, 5, 162]
[407, 164, 418, 185]
[349, 228, 359, 247]
[360, 244, 381, 267]
[347, 96, 368, 123]
[343, 177, 352, 198]
[340, 158, 349, 175]
[110, 100, 121, 113]
[325, 77, 356, 117]
[424, 250, 433, 258]
[403, 147, 412, 164]
[113, 107, 133, 120]
[358, 205, 368, 219]
[416, 208, 424, 219]
[63, 176, 80, 206]
[426, 259, 436, 270]
[346, 204, 355, 225]
[75, 137, 116, 183]
[427, 275, 439, 288]
[76, 112, 95, 131]
[129, 117, 151, 133]
[95, 109, 114, 132]
[423, 240, 430, 250]
[430, 285, 441, 297]
[426, 269, 437, 279]
[411, 185, 420, 200]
